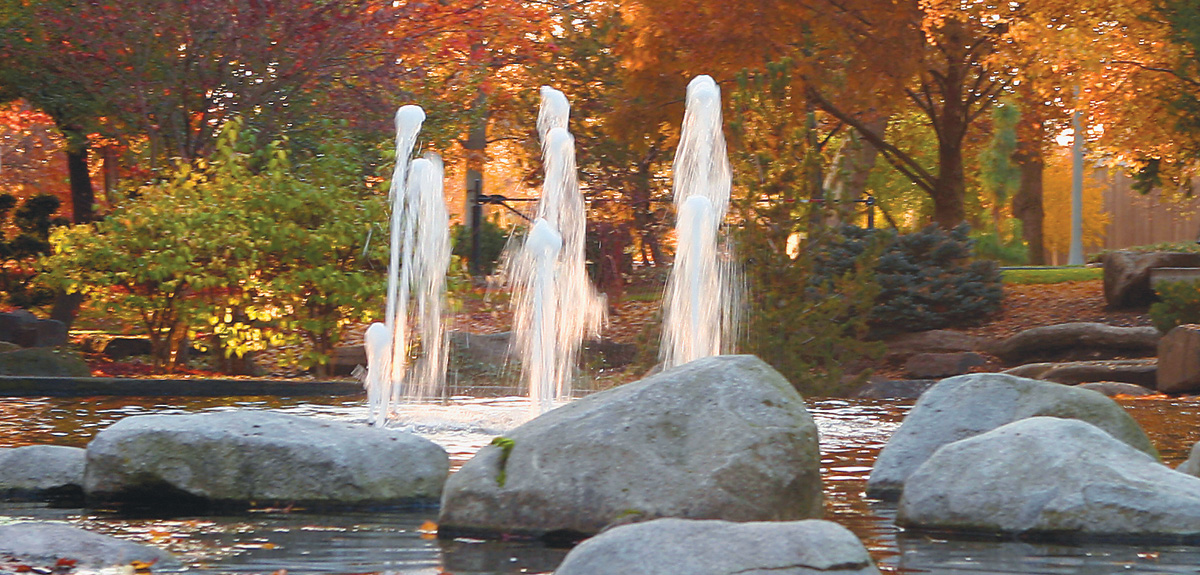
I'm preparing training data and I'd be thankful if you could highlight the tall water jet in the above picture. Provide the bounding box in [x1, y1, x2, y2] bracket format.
[509, 86, 605, 412]
[404, 154, 452, 403]
[660, 75, 742, 369]
[523, 218, 564, 412]
[364, 105, 451, 426]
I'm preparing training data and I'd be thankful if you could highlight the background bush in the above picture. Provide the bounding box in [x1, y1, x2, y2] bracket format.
[1151, 280, 1200, 333]
[813, 224, 1003, 335]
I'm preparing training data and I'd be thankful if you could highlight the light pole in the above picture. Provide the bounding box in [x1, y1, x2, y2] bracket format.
[1069, 105, 1085, 266]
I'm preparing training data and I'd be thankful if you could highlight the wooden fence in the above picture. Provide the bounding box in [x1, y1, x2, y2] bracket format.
[1102, 170, 1200, 251]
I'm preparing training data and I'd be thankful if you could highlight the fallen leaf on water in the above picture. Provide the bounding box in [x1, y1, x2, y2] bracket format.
[130, 558, 157, 573]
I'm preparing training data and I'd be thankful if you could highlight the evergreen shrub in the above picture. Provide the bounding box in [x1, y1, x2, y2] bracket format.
[814, 224, 1003, 335]
[1150, 280, 1200, 333]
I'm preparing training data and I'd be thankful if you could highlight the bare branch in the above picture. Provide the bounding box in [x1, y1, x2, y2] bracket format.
[806, 85, 937, 194]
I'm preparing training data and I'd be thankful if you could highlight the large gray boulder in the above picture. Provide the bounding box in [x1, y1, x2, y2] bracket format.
[438, 355, 823, 539]
[85, 410, 448, 511]
[555, 518, 879, 575]
[866, 372, 1156, 500]
[1104, 250, 1200, 308]
[0, 445, 85, 501]
[898, 417, 1200, 540]
[0, 522, 176, 569]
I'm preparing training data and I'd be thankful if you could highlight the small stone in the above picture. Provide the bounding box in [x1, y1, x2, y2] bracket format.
[0, 348, 91, 377]
[994, 322, 1159, 364]
[1077, 381, 1157, 397]
[903, 352, 986, 379]
[0, 522, 176, 569]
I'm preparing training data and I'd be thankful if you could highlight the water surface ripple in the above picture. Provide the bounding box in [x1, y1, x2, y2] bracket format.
[1, 395, 1198, 574]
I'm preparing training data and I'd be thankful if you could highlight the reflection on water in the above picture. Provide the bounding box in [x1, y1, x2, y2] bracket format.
[1, 394, 1200, 574]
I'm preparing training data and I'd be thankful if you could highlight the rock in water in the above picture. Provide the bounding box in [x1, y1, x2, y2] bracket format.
[0, 445, 85, 502]
[555, 518, 879, 575]
[899, 417, 1200, 540]
[866, 372, 1156, 500]
[1177, 442, 1200, 477]
[0, 522, 176, 569]
[438, 355, 823, 539]
[84, 410, 448, 511]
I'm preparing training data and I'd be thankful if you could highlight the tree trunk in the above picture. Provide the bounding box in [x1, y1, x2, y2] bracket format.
[63, 130, 95, 224]
[1012, 87, 1047, 265]
[1012, 145, 1046, 265]
[49, 292, 83, 327]
[932, 136, 967, 228]
[102, 144, 119, 208]
[805, 107, 825, 230]
[932, 79, 969, 229]
[53, 129, 95, 329]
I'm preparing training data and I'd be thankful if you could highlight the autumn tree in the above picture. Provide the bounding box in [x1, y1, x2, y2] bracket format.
[619, 0, 1018, 228]
[517, 2, 675, 284]
[0, 0, 533, 209]
[1096, 0, 1200, 191]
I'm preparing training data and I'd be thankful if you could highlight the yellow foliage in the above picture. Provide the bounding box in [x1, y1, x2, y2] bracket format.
[1042, 148, 1110, 258]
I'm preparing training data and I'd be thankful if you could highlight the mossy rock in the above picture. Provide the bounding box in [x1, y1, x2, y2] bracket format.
[0, 348, 91, 377]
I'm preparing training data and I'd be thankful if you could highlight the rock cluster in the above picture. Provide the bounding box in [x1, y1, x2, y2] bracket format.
[866, 372, 1156, 500]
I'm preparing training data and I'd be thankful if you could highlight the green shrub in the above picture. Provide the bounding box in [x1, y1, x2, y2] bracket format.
[1151, 280, 1200, 333]
[43, 119, 387, 373]
[452, 217, 510, 276]
[971, 218, 1028, 266]
[740, 225, 886, 397]
[814, 224, 1003, 335]
[0, 193, 68, 308]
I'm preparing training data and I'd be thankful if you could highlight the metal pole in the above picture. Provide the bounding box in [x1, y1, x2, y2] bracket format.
[1069, 106, 1085, 265]
[470, 179, 483, 277]
[865, 196, 876, 229]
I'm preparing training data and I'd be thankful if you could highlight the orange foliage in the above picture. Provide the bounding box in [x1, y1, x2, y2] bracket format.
[0, 100, 72, 211]
[1041, 147, 1110, 260]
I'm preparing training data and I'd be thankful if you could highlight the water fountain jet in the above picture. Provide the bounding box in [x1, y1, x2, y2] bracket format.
[364, 105, 451, 426]
[508, 87, 605, 413]
[660, 75, 742, 369]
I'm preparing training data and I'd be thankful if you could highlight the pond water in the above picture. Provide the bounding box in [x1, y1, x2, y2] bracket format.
[2, 394, 1200, 574]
